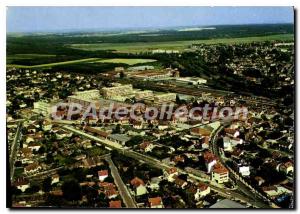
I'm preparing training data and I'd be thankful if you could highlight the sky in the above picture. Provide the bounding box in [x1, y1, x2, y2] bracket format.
[6, 6, 294, 33]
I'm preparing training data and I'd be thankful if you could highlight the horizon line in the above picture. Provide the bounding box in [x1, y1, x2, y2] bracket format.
[6, 22, 294, 34]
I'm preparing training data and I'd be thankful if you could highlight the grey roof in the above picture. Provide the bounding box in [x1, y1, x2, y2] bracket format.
[210, 199, 246, 209]
[109, 134, 131, 143]
[128, 65, 154, 71]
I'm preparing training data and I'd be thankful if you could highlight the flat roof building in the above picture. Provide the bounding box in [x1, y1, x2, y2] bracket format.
[210, 199, 246, 208]
[100, 84, 134, 99]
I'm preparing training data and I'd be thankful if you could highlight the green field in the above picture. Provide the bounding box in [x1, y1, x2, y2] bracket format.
[90, 58, 157, 65]
[7, 54, 57, 60]
[69, 34, 294, 53]
[7, 58, 99, 69]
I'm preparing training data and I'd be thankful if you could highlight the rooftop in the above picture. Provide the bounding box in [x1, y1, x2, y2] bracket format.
[210, 199, 246, 208]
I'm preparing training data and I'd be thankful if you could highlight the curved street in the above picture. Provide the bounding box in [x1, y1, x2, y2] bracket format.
[210, 122, 276, 208]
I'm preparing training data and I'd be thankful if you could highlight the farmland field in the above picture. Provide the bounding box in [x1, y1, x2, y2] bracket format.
[90, 58, 157, 65]
[69, 34, 294, 53]
[7, 58, 99, 69]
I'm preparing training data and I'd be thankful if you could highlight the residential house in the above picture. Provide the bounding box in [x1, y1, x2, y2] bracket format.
[201, 137, 210, 149]
[237, 165, 251, 177]
[223, 136, 243, 150]
[51, 174, 60, 185]
[130, 177, 148, 196]
[196, 183, 211, 199]
[24, 162, 42, 174]
[99, 182, 119, 199]
[263, 185, 292, 199]
[203, 151, 217, 173]
[147, 177, 162, 191]
[139, 141, 155, 152]
[224, 128, 240, 138]
[187, 183, 211, 201]
[173, 176, 188, 189]
[211, 163, 229, 184]
[158, 121, 169, 130]
[80, 182, 96, 187]
[27, 142, 41, 152]
[254, 176, 265, 186]
[55, 130, 72, 140]
[132, 121, 143, 129]
[105, 188, 119, 199]
[21, 148, 33, 164]
[190, 127, 211, 137]
[109, 200, 122, 208]
[173, 155, 185, 164]
[164, 167, 178, 182]
[148, 197, 164, 208]
[50, 189, 63, 196]
[81, 140, 92, 149]
[27, 124, 37, 133]
[43, 120, 52, 131]
[98, 170, 109, 182]
[279, 161, 294, 175]
[14, 177, 30, 192]
[223, 137, 233, 152]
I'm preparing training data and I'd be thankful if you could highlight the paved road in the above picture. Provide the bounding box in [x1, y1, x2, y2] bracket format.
[105, 156, 137, 208]
[62, 125, 270, 208]
[10, 121, 23, 180]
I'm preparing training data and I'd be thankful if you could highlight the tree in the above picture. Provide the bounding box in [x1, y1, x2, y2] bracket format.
[33, 91, 40, 100]
[86, 187, 98, 205]
[45, 194, 64, 207]
[103, 176, 114, 183]
[112, 124, 122, 134]
[42, 177, 52, 193]
[98, 192, 108, 207]
[62, 180, 82, 201]
[45, 153, 54, 164]
[14, 161, 22, 167]
[119, 71, 126, 79]
[38, 146, 46, 154]
[73, 168, 86, 182]
[125, 135, 143, 147]
[30, 184, 41, 193]
[11, 186, 22, 196]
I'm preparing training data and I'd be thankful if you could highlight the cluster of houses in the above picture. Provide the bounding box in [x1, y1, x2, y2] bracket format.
[221, 117, 294, 204]
[196, 41, 294, 87]
[125, 166, 212, 208]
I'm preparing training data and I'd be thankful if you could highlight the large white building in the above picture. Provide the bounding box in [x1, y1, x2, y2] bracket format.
[72, 90, 100, 100]
[33, 100, 61, 116]
[153, 93, 177, 104]
[100, 84, 133, 99]
[176, 77, 207, 85]
[67, 90, 100, 109]
[135, 90, 154, 100]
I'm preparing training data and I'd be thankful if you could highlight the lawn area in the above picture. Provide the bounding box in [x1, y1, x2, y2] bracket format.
[91, 58, 157, 65]
[69, 34, 294, 53]
[7, 58, 99, 69]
